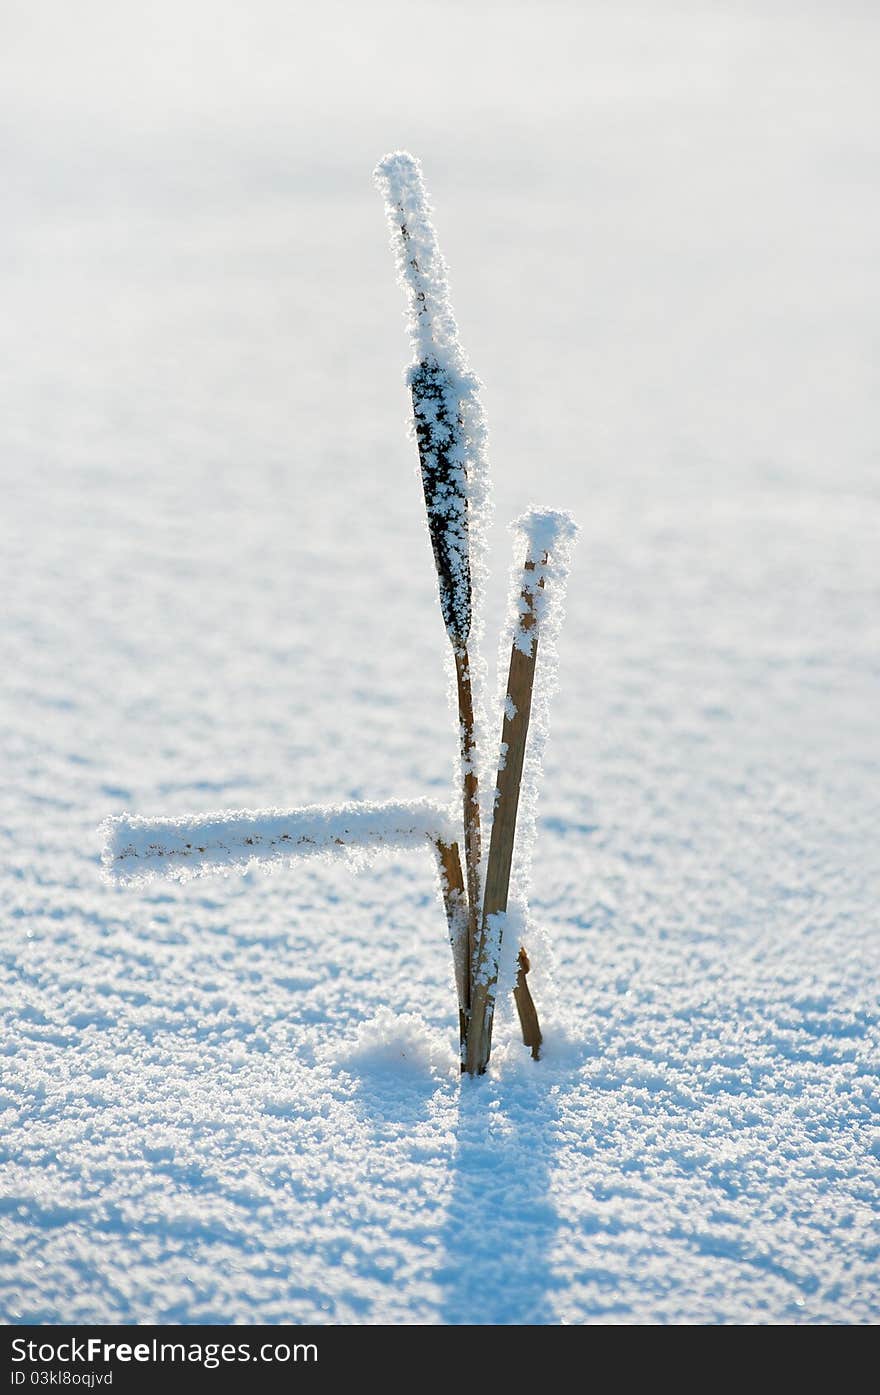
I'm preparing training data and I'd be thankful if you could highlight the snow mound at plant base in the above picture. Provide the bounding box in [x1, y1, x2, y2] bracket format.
[329, 1008, 457, 1082]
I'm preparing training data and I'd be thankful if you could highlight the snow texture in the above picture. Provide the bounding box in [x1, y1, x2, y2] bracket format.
[101, 801, 458, 884]
[2, 0, 879, 1327]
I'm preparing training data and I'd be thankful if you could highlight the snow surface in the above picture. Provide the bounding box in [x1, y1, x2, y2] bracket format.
[2, 0, 880, 1326]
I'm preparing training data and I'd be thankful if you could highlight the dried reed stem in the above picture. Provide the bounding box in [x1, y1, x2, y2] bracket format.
[433, 837, 469, 1050]
[465, 555, 544, 1074]
[513, 946, 542, 1060]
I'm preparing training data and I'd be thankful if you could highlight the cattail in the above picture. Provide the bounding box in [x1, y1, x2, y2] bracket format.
[409, 355, 471, 648]
[374, 152, 491, 1055]
[466, 509, 579, 1075]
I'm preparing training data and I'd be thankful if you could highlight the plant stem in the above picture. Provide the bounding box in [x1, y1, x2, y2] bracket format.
[465, 556, 543, 1075]
[513, 946, 542, 1060]
[454, 645, 481, 1040]
[433, 837, 469, 1051]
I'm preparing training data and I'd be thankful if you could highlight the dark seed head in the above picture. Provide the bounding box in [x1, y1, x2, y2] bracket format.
[411, 356, 471, 648]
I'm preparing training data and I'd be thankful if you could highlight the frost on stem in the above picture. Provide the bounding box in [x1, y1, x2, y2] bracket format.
[375, 151, 495, 1043]
[501, 507, 580, 900]
[373, 150, 492, 772]
[373, 151, 468, 383]
[100, 800, 458, 884]
[410, 356, 471, 646]
[465, 506, 579, 1073]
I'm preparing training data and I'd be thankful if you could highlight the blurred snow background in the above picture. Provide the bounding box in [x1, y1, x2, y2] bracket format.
[1, 0, 878, 1323]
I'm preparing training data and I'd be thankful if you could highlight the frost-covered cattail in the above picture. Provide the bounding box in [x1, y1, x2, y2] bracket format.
[409, 355, 472, 648]
[374, 152, 492, 1052]
[466, 509, 579, 1075]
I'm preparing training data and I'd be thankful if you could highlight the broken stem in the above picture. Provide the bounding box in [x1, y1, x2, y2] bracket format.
[513, 946, 542, 1060]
